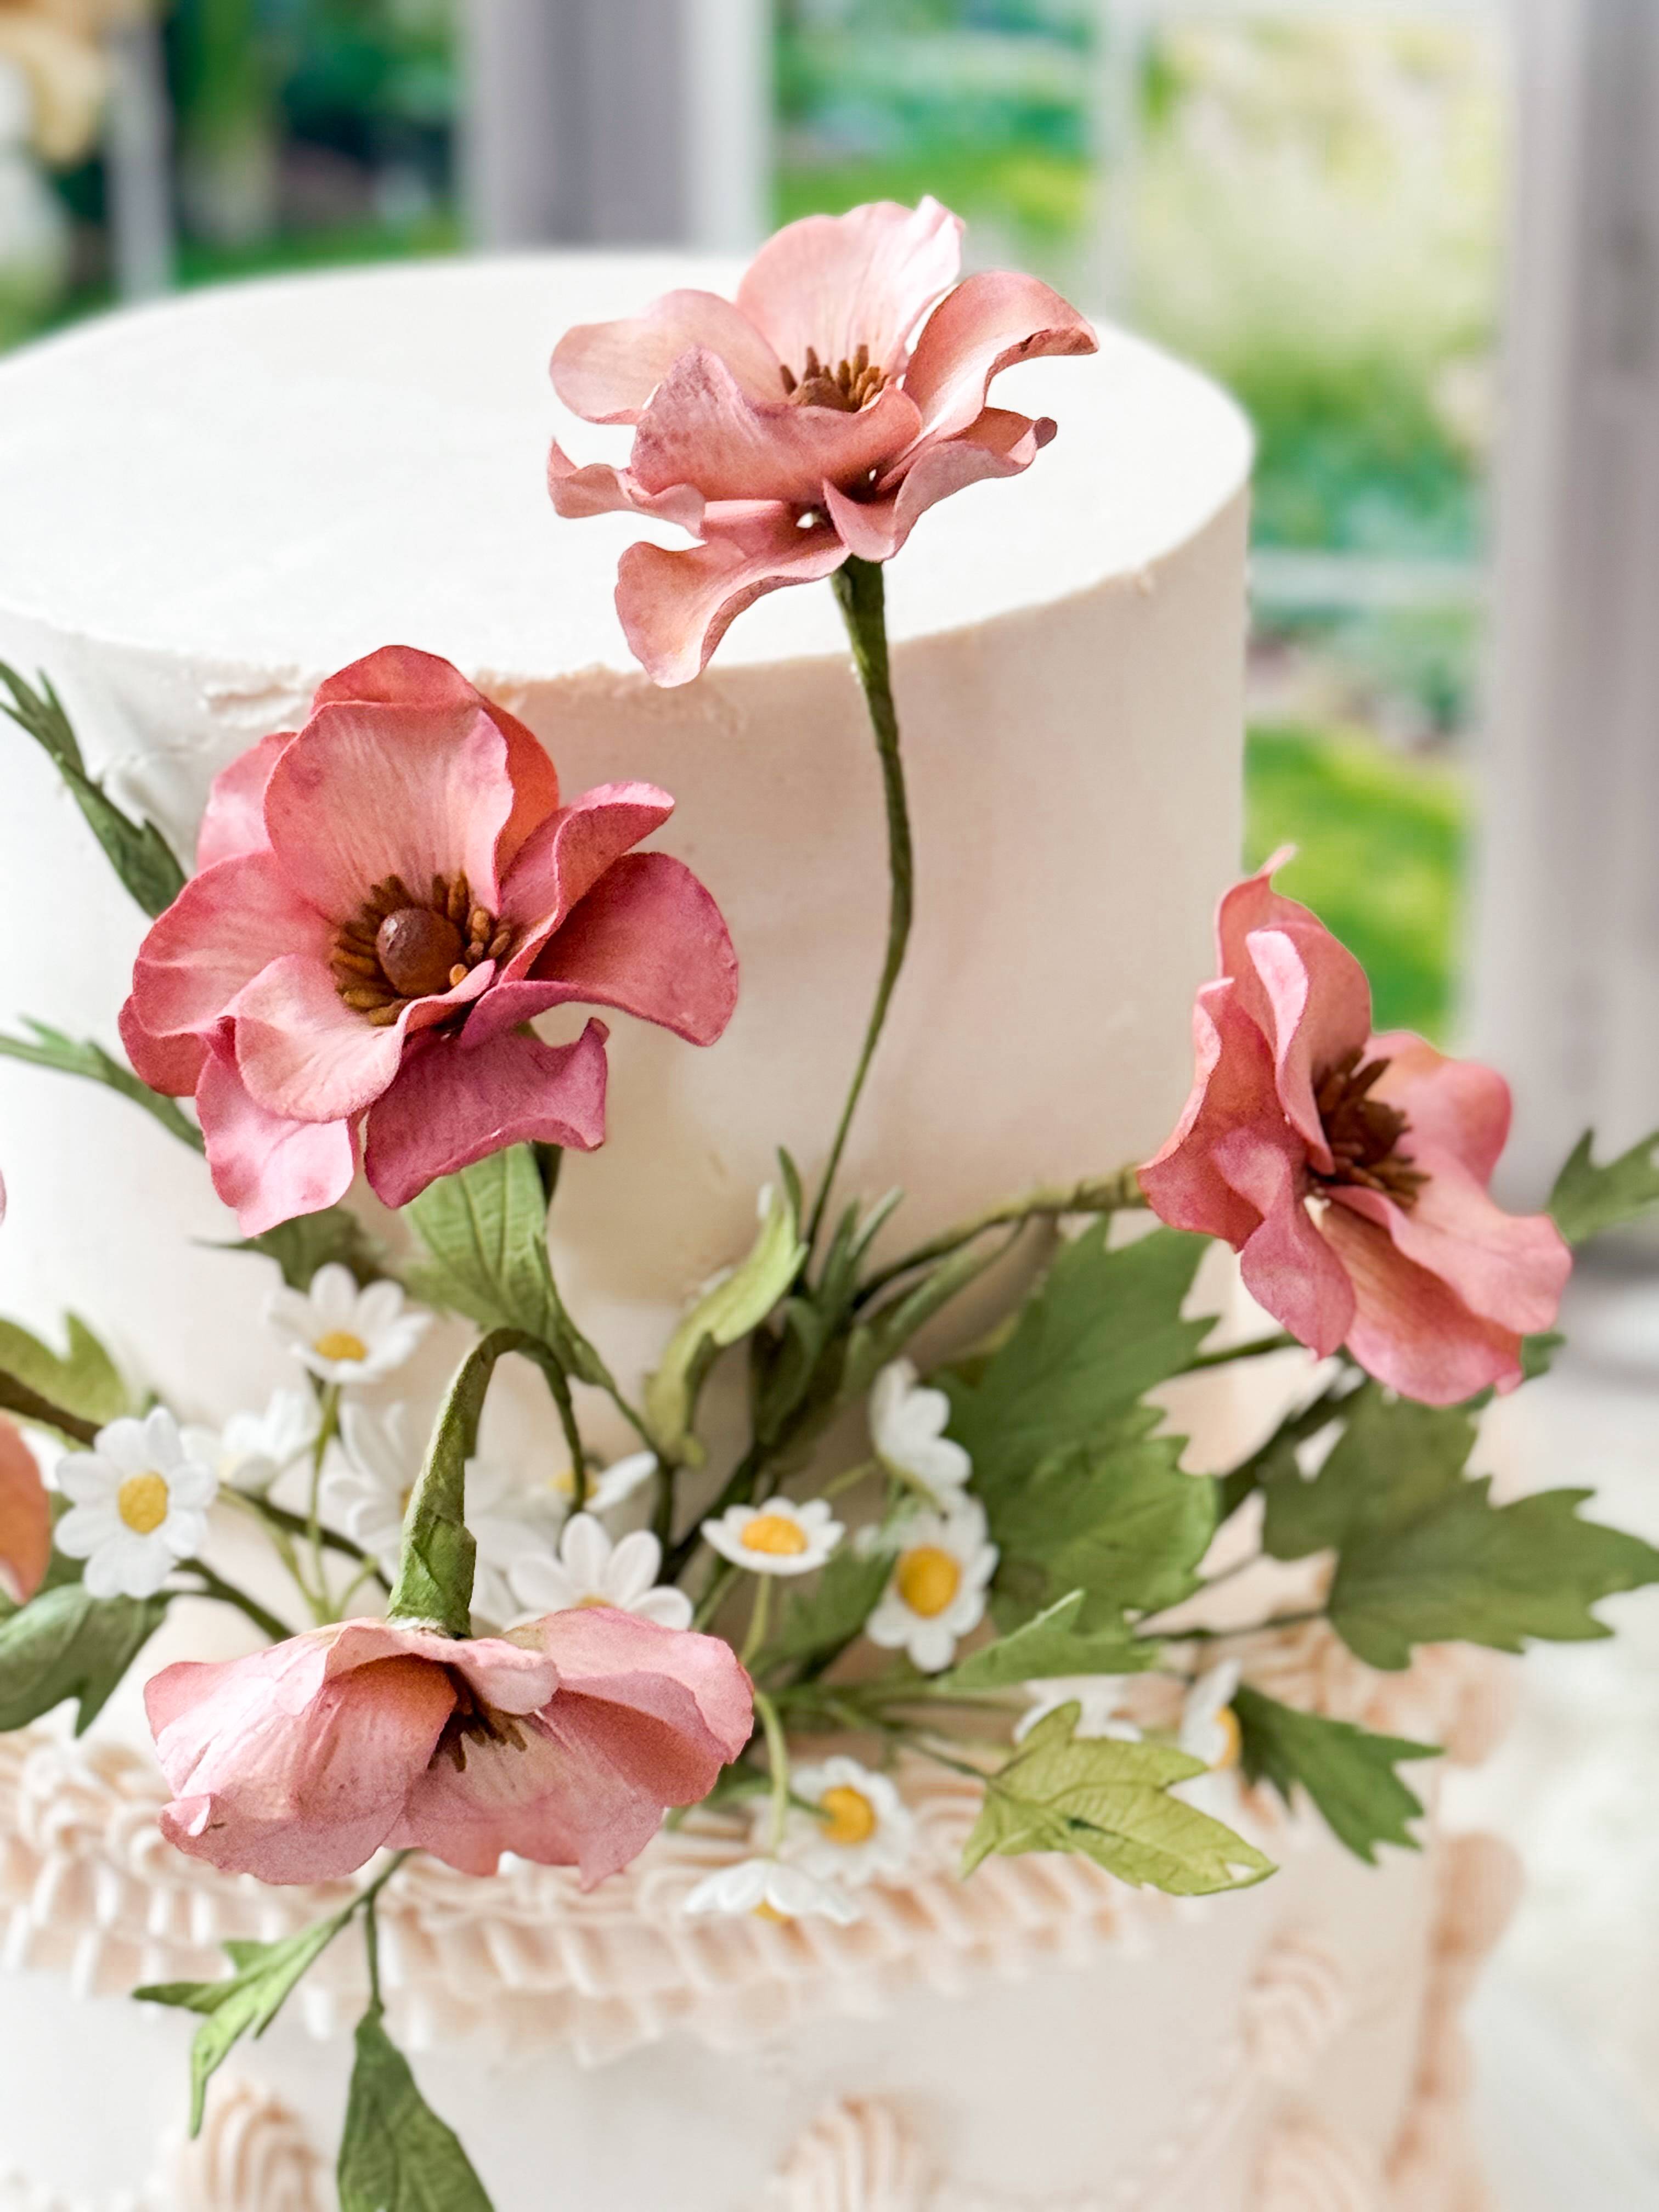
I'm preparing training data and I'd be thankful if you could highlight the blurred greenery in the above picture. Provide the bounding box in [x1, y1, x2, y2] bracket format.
[1244, 721, 1467, 1040]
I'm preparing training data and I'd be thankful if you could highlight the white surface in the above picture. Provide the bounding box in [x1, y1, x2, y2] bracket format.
[1471, 1972, 1659, 2210]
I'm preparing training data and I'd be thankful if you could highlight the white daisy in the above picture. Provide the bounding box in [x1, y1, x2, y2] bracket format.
[585, 1449, 660, 1514]
[865, 1497, 998, 1674]
[869, 1359, 970, 1503]
[267, 1263, 428, 1385]
[321, 1401, 419, 1577]
[682, 1857, 861, 1925]
[181, 1387, 320, 1493]
[701, 1496, 843, 1577]
[54, 1409, 218, 1600]
[1017, 1675, 1143, 1743]
[785, 1757, 915, 1888]
[1180, 1660, 1243, 1770]
[467, 1459, 567, 1623]
[509, 1513, 691, 1628]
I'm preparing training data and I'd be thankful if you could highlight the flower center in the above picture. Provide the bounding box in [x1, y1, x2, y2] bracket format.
[740, 1512, 810, 1557]
[1312, 1049, 1427, 1209]
[818, 1784, 878, 1847]
[781, 344, 888, 413]
[116, 1471, 170, 1534]
[314, 1329, 368, 1364]
[435, 1669, 529, 1771]
[895, 1545, 961, 1618]
[331, 871, 513, 1026]
[1210, 1706, 1242, 1771]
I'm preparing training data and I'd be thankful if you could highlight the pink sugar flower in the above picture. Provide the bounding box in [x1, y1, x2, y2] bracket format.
[119, 647, 738, 1233]
[145, 1606, 754, 1886]
[1139, 856, 1571, 1406]
[548, 196, 1097, 684]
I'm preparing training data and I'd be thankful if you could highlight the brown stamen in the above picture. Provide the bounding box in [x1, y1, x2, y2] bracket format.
[434, 1668, 529, 1773]
[1311, 1048, 1428, 1208]
[784, 342, 889, 413]
[331, 868, 512, 1024]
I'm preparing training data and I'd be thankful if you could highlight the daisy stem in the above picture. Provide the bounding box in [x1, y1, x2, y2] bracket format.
[739, 1575, 775, 1668]
[0, 1370, 98, 1447]
[806, 556, 913, 1255]
[856, 1167, 1146, 1300]
[177, 1560, 297, 1644]
[693, 1559, 739, 1632]
[1186, 1333, 1299, 1370]
[752, 1688, 792, 1857]
[822, 1457, 881, 1499]
[1170, 1608, 1328, 1644]
[302, 1383, 341, 1622]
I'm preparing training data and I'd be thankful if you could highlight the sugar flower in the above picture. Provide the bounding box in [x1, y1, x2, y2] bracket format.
[145, 1605, 753, 1886]
[0, 1417, 49, 1607]
[507, 1512, 691, 1629]
[548, 196, 1097, 683]
[120, 647, 738, 1233]
[55, 1409, 217, 1600]
[1180, 1660, 1243, 1771]
[682, 1855, 861, 1925]
[869, 1358, 970, 1503]
[182, 1387, 320, 1493]
[785, 1756, 915, 1888]
[865, 1497, 997, 1673]
[1138, 856, 1572, 1406]
[267, 1263, 428, 1386]
[1017, 1675, 1142, 1744]
[701, 1495, 843, 1577]
[466, 1457, 568, 1623]
[585, 1448, 660, 1515]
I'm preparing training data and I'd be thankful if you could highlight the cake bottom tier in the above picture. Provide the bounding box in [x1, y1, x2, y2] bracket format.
[0, 1724, 1516, 2212]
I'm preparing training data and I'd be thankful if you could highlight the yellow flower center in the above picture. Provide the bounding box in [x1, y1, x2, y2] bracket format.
[116, 1472, 170, 1535]
[314, 1329, 368, 1364]
[1211, 1706, 1242, 1771]
[740, 1512, 809, 1557]
[753, 1899, 789, 1922]
[819, 1785, 878, 1847]
[895, 1545, 962, 1618]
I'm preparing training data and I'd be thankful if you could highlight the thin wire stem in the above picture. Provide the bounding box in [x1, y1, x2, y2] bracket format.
[176, 1560, 296, 1644]
[752, 1689, 792, 1857]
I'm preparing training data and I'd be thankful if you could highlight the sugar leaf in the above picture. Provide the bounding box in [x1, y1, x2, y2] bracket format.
[936, 1592, 1154, 1692]
[768, 1547, 892, 1671]
[230, 1206, 387, 1293]
[0, 1314, 128, 1432]
[645, 1186, 806, 1458]
[963, 1705, 1274, 1894]
[337, 2003, 494, 2212]
[1233, 1685, 1438, 1863]
[1549, 1126, 1659, 1245]
[405, 1147, 561, 1342]
[0, 1020, 202, 1152]
[0, 1581, 168, 1732]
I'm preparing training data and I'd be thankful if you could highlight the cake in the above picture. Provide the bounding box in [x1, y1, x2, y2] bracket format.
[0, 240, 1595, 2211]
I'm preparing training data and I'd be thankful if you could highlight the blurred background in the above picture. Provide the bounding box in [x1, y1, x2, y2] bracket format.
[1, 0, 1655, 2197]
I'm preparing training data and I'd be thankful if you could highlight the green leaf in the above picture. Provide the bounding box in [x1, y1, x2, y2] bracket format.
[405, 1148, 561, 1342]
[944, 1226, 1210, 1488]
[962, 1705, 1274, 1895]
[1549, 1126, 1659, 1244]
[1261, 1387, 1473, 1565]
[767, 1546, 893, 1671]
[0, 1314, 128, 1432]
[1233, 1685, 1438, 1864]
[337, 2003, 494, 2212]
[228, 1206, 387, 1293]
[2, 663, 187, 918]
[0, 1582, 168, 1732]
[136, 1912, 354, 2135]
[935, 1592, 1155, 1693]
[0, 1020, 203, 1151]
[644, 1187, 807, 1459]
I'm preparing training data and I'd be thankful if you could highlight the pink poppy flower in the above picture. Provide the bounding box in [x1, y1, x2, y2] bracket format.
[119, 647, 738, 1233]
[0, 1418, 49, 1607]
[1139, 857, 1571, 1406]
[548, 196, 1097, 684]
[145, 1606, 754, 1886]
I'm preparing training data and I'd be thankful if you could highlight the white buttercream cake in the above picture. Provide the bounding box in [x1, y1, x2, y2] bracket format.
[0, 257, 1511, 2211]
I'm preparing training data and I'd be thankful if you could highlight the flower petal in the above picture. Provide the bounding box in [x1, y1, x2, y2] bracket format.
[361, 1020, 610, 1210]
[823, 406, 1052, 562]
[118, 995, 207, 1099]
[496, 782, 678, 976]
[1319, 1203, 1527, 1405]
[546, 443, 708, 531]
[1244, 921, 1373, 1165]
[1333, 1169, 1570, 1342]
[1139, 980, 1287, 1249]
[0, 1421, 50, 1607]
[1218, 1130, 1356, 1358]
[1372, 1032, 1513, 1186]
[551, 289, 786, 423]
[195, 732, 290, 870]
[230, 953, 420, 1122]
[615, 511, 847, 687]
[901, 269, 1097, 443]
[735, 197, 962, 379]
[196, 1041, 358, 1236]
[527, 1604, 754, 1763]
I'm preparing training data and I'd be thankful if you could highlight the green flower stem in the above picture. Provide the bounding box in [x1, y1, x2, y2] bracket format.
[806, 556, 915, 1254]
[693, 1559, 739, 1632]
[0, 1370, 98, 1447]
[752, 1688, 792, 1857]
[664, 1437, 766, 1583]
[738, 1576, 775, 1668]
[219, 1485, 377, 1570]
[1170, 1607, 1327, 1644]
[177, 1560, 297, 1645]
[357, 1850, 412, 2010]
[1186, 1333, 1298, 1370]
[857, 1168, 1146, 1301]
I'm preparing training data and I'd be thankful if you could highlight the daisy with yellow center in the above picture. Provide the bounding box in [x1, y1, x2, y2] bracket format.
[266, 1262, 429, 1386]
[786, 1756, 915, 1888]
[54, 1408, 218, 1600]
[1180, 1660, 1244, 1771]
[682, 1855, 860, 1926]
[700, 1495, 843, 1578]
[507, 1513, 692, 1629]
[865, 1497, 998, 1673]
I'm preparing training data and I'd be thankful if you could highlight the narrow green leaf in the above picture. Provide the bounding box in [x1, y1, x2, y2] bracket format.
[962, 1705, 1274, 1895]
[767, 1547, 892, 1671]
[1233, 1685, 1438, 1864]
[337, 2003, 494, 2212]
[1549, 1126, 1659, 1244]
[0, 1582, 168, 1732]
[0, 1020, 203, 1150]
[137, 1913, 353, 2134]
[936, 1592, 1154, 1692]
[644, 1187, 807, 1458]
[2, 663, 187, 918]
[0, 1314, 128, 1431]
[228, 1207, 388, 1293]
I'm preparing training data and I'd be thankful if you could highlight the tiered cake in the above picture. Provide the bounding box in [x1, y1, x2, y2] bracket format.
[0, 257, 1513, 2210]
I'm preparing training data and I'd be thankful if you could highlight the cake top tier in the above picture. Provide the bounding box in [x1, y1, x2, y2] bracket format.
[0, 255, 1249, 681]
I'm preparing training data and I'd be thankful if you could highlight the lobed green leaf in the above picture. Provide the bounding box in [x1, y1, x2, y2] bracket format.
[337, 2004, 494, 2212]
[935, 1592, 1154, 1693]
[1233, 1685, 1437, 1864]
[1549, 1126, 1659, 1245]
[0, 1314, 128, 1432]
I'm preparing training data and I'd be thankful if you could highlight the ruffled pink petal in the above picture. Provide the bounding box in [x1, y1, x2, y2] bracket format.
[1331, 1167, 1570, 1342]
[616, 510, 848, 687]
[196, 1037, 357, 1234]
[547, 442, 708, 532]
[0, 1417, 50, 1606]
[263, 699, 517, 920]
[119, 995, 207, 1097]
[1372, 1032, 1513, 1186]
[123, 854, 333, 1067]
[230, 951, 457, 1122]
[1244, 922, 1373, 1166]
[521, 851, 738, 1046]
[311, 646, 562, 877]
[736, 197, 962, 380]
[629, 346, 922, 506]
[496, 782, 677, 980]
[361, 1020, 610, 1210]
[901, 269, 1097, 442]
[551, 288, 786, 424]
[1217, 1129, 1356, 1357]
[147, 1636, 454, 1885]
[195, 732, 290, 870]
[527, 1605, 754, 1763]
[1320, 1203, 1526, 1405]
[1139, 980, 1288, 1249]
[823, 406, 1052, 562]
[321, 1620, 560, 1713]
